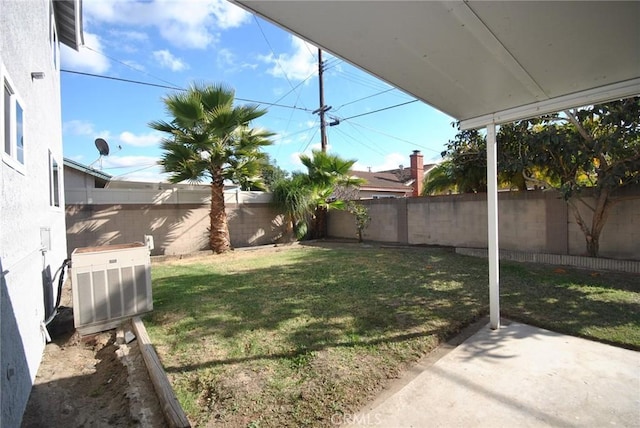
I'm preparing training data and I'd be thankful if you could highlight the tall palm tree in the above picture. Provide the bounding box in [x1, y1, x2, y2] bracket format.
[150, 83, 273, 253]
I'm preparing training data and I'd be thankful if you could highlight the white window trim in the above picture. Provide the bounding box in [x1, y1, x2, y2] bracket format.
[49, 151, 62, 209]
[2, 66, 26, 175]
[50, 1, 59, 70]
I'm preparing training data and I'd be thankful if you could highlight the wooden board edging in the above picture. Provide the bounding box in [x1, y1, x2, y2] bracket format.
[131, 316, 191, 428]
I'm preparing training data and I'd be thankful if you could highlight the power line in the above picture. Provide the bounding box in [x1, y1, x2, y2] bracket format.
[334, 88, 396, 111]
[347, 120, 442, 154]
[330, 126, 387, 156]
[299, 127, 319, 153]
[340, 100, 419, 121]
[253, 15, 308, 110]
[83, 45, 181, 88]
[62, 69, 183, 90]
[60, 69, 313, 111]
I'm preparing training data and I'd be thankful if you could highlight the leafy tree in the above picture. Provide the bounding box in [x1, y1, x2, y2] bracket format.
[440, 127, 488, 193]
[150, 83, 273, 253]
[519, 97, 640, 257]
[259, 155, 289, 191]
[347, 201, 371, 242]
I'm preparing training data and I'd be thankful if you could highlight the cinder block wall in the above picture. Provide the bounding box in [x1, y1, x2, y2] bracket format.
[66, 203, 285, 256]
[328, 188, 640, 260]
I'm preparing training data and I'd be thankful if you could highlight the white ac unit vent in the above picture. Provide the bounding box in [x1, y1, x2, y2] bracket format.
[71, 242, 152, 335]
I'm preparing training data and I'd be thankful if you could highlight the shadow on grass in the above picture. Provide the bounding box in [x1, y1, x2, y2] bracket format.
[148, 247, 490, 369]
[499, 263, 640, 350]
[148, 245, 640, 376]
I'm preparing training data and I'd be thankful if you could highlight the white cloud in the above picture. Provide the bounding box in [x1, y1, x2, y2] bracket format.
[62, 120, 112, 144]
[210, 0, 251, 29]
[61, 32, 110, 73]
[152, 50, 188, 71]
[289, 152, 304, 167]
[109, 29, 148, 42]
[122, 60, 145, 72]
[83, 0, 249, 50]
[216, 48, 257, 73]
[119, 131, 163, 147]
[353, 152, 407, 172]
[260, 36, 318, 81]
[63, 120, 95, 136]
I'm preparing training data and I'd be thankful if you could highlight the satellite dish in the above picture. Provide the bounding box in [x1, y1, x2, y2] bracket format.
[95, 138, 110, 156]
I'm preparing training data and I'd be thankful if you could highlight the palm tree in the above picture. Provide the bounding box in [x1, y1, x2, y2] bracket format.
[422, 161, 457, 195]
[271, 174, 313, 241]
[270, 150, 364, 241]
[150, 83, 273, 253]
[299, 150, 364, 238]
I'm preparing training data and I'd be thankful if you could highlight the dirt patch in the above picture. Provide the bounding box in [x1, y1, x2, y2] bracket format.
[21, 324, 165, 427]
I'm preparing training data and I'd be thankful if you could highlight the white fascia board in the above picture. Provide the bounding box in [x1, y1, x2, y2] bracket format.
[460, 78, 640, 130]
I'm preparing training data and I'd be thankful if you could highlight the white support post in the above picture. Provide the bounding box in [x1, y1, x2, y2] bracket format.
[487, 123, 500, 330]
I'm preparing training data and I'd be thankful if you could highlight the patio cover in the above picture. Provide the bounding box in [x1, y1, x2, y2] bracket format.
[231, 0, 640, 327]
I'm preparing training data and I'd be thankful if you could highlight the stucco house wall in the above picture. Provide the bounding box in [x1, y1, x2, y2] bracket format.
[1, 1, 79, 425]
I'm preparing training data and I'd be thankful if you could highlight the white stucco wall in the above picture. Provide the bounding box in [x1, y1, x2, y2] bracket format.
[1, 0, 68, 425]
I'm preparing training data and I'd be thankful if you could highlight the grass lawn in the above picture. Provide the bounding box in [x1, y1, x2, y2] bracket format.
[145, 243, 640, 427]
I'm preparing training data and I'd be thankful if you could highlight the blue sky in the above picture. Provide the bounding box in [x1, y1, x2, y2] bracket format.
[61, 0, 457, 182]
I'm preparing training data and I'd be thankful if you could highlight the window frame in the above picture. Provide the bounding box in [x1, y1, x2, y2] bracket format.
[2, 68, 26, 174]
[49, 151, 61, 208]
[49, 1, 59, 70]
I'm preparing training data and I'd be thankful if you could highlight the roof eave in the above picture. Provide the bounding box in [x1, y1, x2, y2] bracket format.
[461, 78, 640, 130]
[53, 0, 84, 51]
[63, 158, 112, 181]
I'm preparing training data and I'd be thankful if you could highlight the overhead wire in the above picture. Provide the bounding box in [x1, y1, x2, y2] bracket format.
[83, 45, 181, 88]
[333, 88, 396, 112]
[60, 69, 313, 111]
[347, 120, 442, 155]
[340, 100, 419, 121]
[299, 127, 319, 153]
[253, 15, 308, 110]
[329, 126, 387, 156]
[341, 120, 390, 155]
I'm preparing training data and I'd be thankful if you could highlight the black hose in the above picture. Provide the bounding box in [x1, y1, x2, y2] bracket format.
[45, 258, 71, 325]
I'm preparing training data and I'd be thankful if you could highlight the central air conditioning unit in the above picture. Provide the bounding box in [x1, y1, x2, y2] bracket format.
[71, 242, 153, 335]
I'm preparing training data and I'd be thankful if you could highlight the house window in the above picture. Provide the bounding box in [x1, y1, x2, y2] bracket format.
[3, 77, 25, 168]
[49, 152, 60, 207]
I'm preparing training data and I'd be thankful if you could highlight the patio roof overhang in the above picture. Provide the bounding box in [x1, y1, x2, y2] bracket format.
[232, 0, 640, 330]
[232, 0, 640, 129]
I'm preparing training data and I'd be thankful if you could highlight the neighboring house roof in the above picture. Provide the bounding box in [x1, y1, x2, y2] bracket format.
[351, 170, 410, 192]
[64, 158, 112, 182]
[352, 163, 438, 194]
[53, 0, 83, 50]
[377, 163, 438, 184]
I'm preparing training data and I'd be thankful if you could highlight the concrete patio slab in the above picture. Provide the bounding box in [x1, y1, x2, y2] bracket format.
[347, 320, 640, 427]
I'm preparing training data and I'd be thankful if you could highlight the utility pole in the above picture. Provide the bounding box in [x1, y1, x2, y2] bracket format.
[313, 48, 333, 152]
[318, 48, 327, 152]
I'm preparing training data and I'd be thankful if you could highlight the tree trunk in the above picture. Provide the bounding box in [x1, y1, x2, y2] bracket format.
[280, 214, 296, 243]
[311, 207, 327, 239]
[568, 189, 614, 258]
[209, 172, 231, 253]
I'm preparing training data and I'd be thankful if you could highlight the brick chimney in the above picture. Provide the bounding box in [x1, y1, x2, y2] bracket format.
[410, 150, 423, 197]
